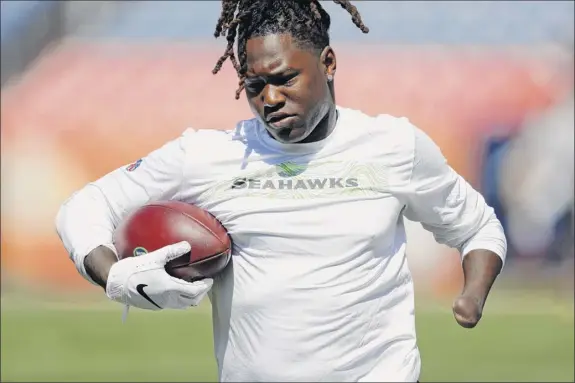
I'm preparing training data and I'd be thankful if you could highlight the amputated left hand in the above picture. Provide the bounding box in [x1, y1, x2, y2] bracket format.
[453, 250, 504, 329]
[452, 295, 483, 329]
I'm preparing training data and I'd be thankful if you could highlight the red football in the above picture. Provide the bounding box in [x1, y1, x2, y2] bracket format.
[113, 201, 231, 282]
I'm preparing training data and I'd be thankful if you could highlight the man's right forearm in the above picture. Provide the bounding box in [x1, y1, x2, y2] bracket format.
[56, 184, 121, 288]
[84, 246, 119, 289]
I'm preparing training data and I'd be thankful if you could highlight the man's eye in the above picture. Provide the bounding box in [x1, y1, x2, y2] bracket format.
[284, 76, 297, 87]
[278, 73, 298, 87]
[245, 81, 264, 93]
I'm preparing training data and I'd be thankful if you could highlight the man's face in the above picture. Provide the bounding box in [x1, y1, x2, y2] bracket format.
[245, 33, 336, 143]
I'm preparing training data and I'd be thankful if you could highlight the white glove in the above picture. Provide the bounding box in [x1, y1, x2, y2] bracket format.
[105, 241, 213, 311]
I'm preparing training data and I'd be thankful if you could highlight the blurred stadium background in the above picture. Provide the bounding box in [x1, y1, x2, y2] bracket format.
[1, 1, 573, 382]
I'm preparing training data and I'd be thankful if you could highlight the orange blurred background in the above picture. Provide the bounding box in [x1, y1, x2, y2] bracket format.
[1, 42, 570, 293]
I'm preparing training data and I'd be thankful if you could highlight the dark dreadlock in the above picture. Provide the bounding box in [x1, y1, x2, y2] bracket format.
[212, 0, 369, 99]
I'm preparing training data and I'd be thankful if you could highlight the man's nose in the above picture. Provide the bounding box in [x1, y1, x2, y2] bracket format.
[262, 84, 285, 111]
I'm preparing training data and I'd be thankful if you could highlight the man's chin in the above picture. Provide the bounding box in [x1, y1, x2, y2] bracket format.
[274, 126, 310, 144]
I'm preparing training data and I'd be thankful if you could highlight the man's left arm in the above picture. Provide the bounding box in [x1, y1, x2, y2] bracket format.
[400, 125, 507, 329]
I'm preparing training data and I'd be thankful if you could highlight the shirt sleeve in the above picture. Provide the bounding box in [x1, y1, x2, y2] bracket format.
[399, 125, 507, 264]
[55, 129, 194, 285]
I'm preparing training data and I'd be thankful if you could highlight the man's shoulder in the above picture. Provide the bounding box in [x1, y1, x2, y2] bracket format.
[178, 118, 261, 159]
[181, 118, 259, 143]
[340, 107, 418, 153]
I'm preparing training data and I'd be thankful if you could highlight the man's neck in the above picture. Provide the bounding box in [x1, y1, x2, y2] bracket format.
[300, 106, 338, 144]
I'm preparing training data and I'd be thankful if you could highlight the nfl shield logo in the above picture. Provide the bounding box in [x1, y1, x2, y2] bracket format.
[133, 247, 148, 257]
[126, 159, 142, 172]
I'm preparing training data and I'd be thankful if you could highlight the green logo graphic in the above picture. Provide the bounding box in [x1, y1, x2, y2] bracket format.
[276, 161, 307, 177]
[133, 247, 148, 257]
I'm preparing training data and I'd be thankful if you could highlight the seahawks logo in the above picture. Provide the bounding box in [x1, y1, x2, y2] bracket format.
[133, 247, 148, 257]
[276, 162, 307, 177]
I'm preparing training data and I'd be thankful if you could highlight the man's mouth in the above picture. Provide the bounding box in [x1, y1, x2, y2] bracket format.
[266, 113, 297, 129]
[266, 112, 295, 123]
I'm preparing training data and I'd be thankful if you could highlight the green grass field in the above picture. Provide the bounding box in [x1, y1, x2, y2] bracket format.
[1, 292, 573, 382]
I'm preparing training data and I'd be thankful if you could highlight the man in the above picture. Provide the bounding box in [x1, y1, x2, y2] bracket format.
[56, 1, 507, 381]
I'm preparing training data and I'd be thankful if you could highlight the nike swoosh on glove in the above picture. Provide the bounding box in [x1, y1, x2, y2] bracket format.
[105, 241, 213, 311]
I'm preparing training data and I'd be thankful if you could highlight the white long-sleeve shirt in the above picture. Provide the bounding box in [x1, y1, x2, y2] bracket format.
[56, 106, 506, 382]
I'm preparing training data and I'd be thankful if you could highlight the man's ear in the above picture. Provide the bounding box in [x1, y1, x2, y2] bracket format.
[320, 46, 337, 82]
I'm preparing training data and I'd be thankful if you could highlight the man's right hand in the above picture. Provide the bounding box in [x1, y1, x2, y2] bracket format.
[105, 241, 213, 310]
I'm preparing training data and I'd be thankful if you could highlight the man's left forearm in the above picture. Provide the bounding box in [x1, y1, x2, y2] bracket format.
[460, 249, 503, 307]
[451, 249, 504, 328]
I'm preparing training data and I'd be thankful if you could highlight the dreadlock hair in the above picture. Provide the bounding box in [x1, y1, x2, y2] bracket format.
[212, 0, 369, 99]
